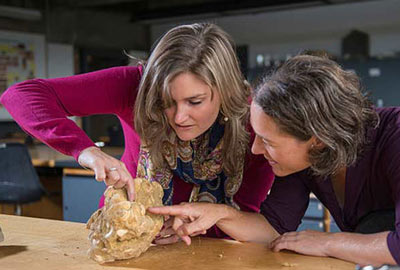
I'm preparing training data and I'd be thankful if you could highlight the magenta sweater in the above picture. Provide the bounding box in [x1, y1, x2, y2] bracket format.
[1, 66, 274, 238]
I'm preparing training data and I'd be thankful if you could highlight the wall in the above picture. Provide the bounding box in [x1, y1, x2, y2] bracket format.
[150, 0, 400, 68]
[0, 5, 149, 136]
[46, 8, 149, 51]
[0, 7, 149, 52]
[0, 36, 74, 121]
[47, 43, 74, 78]
[0, 30, 46, 121]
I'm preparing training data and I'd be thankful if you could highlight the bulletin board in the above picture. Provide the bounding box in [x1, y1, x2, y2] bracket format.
[0, 30, 46, 121]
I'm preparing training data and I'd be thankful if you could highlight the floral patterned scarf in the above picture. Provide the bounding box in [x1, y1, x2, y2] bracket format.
[136, 118, 244, 209]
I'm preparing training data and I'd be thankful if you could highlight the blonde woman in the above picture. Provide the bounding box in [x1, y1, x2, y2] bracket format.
[1, 23, 274, 243]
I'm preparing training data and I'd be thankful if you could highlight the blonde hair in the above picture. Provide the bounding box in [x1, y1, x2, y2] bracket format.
[134, 23, 250, 177]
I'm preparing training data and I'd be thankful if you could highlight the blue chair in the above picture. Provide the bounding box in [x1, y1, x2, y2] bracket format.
[0, 143, 44, 215]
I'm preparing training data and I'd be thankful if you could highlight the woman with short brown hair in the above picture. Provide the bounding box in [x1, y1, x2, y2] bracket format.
[150, 54, 399, 266]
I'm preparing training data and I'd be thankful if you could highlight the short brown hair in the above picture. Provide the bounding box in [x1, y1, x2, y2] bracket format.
[253, 54, 378, 177]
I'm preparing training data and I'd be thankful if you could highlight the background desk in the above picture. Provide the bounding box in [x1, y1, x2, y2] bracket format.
[62, 168, 106, 223]
[0, 214, 355, 270]
[29, 145, 124, 223]
[0, 144, 121, 222]
[29, 144, 123, 168]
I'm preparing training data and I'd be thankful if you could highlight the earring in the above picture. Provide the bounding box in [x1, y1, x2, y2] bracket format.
[220, 110, 228, 122]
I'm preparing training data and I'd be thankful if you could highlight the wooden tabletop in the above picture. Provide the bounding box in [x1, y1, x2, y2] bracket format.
[0, 214, 355, 270]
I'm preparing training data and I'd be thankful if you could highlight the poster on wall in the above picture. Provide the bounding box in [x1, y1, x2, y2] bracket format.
[0, 40, 36, 95]
[0, 30, 45, 121]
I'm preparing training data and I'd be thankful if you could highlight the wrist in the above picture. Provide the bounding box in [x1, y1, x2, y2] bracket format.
[323, 232, 337, 256]
[77, 145, 100, 164]
[79, 146, 100, 156]
[216, 204, 237, 226]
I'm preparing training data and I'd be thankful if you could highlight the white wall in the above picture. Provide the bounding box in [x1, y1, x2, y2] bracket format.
[151, 0, 400, 68]
[48, 43, 74, 78]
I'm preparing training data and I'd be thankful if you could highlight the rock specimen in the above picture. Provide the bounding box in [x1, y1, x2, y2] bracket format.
[86, 178, 164, 263]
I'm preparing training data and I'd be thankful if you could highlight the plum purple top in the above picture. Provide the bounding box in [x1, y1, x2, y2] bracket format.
[260, 107, 400, 264]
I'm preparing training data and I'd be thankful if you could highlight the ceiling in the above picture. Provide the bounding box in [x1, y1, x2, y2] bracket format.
[0, 0, 378, 23]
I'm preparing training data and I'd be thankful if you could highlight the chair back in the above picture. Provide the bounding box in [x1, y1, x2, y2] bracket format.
[0, 143, 44, 204]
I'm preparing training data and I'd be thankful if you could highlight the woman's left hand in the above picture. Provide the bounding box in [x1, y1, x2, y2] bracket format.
[154, 216, 182, 245]
[270, 230, 332, 257]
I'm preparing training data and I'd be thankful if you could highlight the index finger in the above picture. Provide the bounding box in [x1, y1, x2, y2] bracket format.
[147, 205, 188, 216]
[92, 164, 106, 182]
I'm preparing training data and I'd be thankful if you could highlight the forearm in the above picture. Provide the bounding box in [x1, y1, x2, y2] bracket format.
[216, 204, 280, 244]
[1, 67, 139, 159]
[1, 80, 95, 159]
[325, 231, 396, 266]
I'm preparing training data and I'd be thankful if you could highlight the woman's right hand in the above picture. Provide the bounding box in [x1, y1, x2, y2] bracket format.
[148, 203, 226, 245]
[78, 146, 135, 201]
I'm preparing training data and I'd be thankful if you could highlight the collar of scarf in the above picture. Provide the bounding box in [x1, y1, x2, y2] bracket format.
[136, 118, 244, 209]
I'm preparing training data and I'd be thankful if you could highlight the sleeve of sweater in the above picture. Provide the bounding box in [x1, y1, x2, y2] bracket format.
[381, 113, 400, 265]
[0, 66, 141, 160]
[260, 173, 310, 235]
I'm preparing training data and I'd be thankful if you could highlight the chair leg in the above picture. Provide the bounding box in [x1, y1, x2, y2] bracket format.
[15, 204, 22, 216]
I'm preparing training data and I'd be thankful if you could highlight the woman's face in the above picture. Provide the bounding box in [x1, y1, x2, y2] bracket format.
[164, 72, 221, 141]
[250, 102, 315, 177]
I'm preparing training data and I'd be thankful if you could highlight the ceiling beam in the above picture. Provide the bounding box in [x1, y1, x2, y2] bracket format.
[72, 0, 141, 7]
[130, 0, 320, 22]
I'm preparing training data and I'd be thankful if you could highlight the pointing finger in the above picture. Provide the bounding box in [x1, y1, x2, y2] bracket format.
[148, 205, 187, 216]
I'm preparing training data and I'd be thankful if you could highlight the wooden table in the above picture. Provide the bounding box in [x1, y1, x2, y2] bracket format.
[0, 214, 355, 270]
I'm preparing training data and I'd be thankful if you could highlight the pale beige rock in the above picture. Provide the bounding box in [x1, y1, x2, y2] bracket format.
[86, 178, 164, 264]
